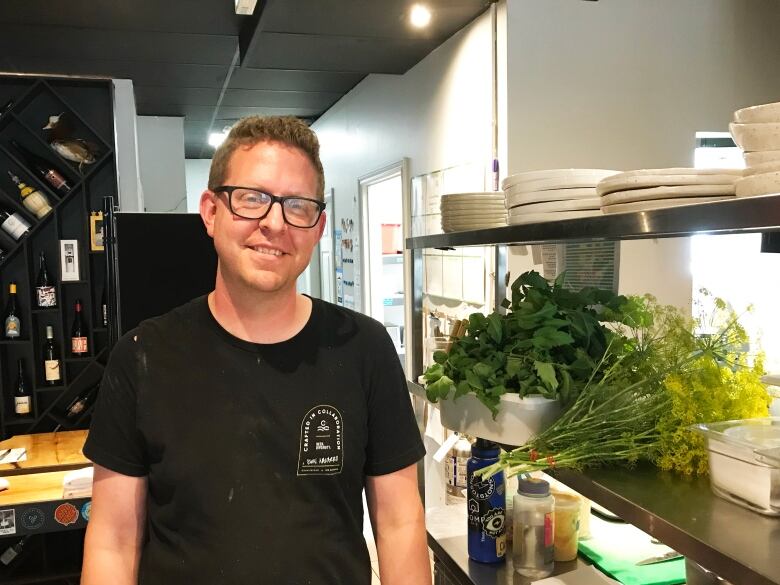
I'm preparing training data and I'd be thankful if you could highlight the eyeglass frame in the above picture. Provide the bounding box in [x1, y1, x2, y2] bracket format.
[212, 185, 326, 228]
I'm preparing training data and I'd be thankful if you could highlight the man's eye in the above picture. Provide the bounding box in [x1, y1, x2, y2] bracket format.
[241, 192, 267, 205]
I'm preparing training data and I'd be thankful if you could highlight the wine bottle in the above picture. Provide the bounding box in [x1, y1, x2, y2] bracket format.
[4, 282, 20, 338]
[101, 285, 108, 327]
[64, 385, 98, 418]
[0, 535, 29, 566]
[8, 172, 52, 219]
[71, 298, 88, 355]
[43, 325, 61, 385]
[0, 206, 31, 240]
[35, 251, 57, 308]
[14, 358, 31, 416]
[9, 140, 71, 195]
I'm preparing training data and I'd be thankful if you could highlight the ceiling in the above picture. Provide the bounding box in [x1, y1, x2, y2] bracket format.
[0, 0, 490, 157]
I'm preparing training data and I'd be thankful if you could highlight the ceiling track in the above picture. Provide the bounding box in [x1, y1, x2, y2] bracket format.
[198, 46, 240, 159]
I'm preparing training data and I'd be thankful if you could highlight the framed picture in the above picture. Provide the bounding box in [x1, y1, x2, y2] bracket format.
[59, 239, 80, 282]
[89, 211, 104, 251]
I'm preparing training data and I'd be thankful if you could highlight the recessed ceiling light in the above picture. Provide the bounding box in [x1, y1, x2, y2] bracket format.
[208, 131, 228, 148]
[235, 0, 258, 15]
[410, 4, 432, 28]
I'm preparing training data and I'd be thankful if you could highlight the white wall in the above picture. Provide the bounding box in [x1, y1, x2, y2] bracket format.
[111, 79, 144, 212]
[185, 159, 212, 213]
[136, 116, 187, 212]
[505, 0, 780, 311]
[313, 5, 506, 312]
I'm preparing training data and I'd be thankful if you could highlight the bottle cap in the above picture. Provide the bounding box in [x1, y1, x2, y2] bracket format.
[9, 283, 16, 294]
[517, 477, 550, 496]
[472, 438, 499, 458]
[46, 325, 54, 337]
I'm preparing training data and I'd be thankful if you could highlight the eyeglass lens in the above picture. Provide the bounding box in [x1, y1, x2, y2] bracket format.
[231, 189, 321, 227]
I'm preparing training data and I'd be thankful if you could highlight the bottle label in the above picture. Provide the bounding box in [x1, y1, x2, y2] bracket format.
[36, 286, 56, 307]
[23, 192, 51, 219]
[72, 336, 88, 354]
[102, 304, 108, 326]
[45, 170, 68, 190]
[2, 215, 29, 240]
[15, 396, 30, 414]
[45, 359, 61, 382]
[446, 454, 469, 488]
[467, 469, 506, 561]
[4, 317, 20, 338]
[544, 511, 554, 547]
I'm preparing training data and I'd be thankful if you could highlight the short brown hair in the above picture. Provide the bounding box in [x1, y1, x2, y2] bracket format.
[208, 116, 325, 198]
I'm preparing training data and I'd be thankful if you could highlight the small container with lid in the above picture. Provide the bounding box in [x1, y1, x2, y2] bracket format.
[513, 477, 554, 579]
[552, 492, 580, 561]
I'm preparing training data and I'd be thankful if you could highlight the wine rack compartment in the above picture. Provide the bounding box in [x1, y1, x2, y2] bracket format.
[0, 75, 117, 439]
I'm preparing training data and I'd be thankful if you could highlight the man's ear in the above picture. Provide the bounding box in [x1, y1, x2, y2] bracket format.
[200, 190, 217, 237]
[316, 210, 327, 240]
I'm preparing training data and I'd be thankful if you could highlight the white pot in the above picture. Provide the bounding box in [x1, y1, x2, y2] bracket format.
[439, 392, 562, 447]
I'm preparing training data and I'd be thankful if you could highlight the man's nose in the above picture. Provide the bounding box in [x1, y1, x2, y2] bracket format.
[259, 200, 286, 230]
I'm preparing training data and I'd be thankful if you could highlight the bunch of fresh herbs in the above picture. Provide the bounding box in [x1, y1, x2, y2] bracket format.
[423, 270, 644, 415]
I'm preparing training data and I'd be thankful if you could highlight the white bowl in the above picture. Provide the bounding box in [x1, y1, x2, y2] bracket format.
[438, 392, 561, 446]
[730, 122, 780, 152]
[745, 150, 780, 167]
[734, 101, 780, 124]
[735, 171, 780, 198]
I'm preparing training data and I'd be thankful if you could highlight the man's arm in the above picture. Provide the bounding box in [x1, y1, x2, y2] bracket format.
[365, 463, 431, 585]
[82, 465, 147, 585]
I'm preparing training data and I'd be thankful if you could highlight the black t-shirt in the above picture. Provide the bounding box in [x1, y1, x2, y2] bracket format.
[84, 296, 425, 585]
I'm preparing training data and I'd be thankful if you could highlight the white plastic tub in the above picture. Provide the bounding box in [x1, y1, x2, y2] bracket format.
[692, 417, 780, 516]
[438, 392, 561, 446]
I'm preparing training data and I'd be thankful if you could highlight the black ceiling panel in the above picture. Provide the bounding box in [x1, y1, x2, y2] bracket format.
[0, 0, 243, 35]
[0, 26, 237, 66]
[243, 32, 440, 73]
[0, 0, 488, 157]
[260, 0, 488, 39]
[229, 68, 365, 93]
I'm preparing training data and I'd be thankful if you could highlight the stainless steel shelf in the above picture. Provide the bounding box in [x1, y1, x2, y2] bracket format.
[552, 466, 780, 585]
[405, 193, 780, 249]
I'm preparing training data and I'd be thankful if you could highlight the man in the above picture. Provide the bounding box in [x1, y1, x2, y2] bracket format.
[81, 116, 430, 585]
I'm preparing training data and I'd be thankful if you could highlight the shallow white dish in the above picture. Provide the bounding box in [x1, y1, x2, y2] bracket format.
[730, 122, 780, 152]
[504, 187, 597, 206]
[505, 175, 612, 194]
[501, 169, 617, 191]
[508, 197, 601, 213]
[442, 223, 507, 233]
[439, 392, 561, 446]
[441, 192, 504, 201]
[745, 150, 780, 167]
[734, 101, 780, 124]
[735, 171, 780, 198]
[600, 184, 735, 205]
[601, 196, 732, 214]
[597, 171, 739, 197]
[442, 213, 507, 221]
[441, 202, 506, 211]
[508, 210, 602, 224]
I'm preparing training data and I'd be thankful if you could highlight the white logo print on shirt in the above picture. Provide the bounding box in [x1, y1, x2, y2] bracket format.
[297, 405, 344, 476]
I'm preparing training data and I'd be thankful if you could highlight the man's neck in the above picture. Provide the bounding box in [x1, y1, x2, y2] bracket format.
[208, 280, 312, 344]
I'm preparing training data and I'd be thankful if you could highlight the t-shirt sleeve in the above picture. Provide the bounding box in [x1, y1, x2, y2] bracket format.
[83, 331, 149, 477]
[364, 324, 426, 476]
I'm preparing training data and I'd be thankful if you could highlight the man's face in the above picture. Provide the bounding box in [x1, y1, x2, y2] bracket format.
[200, 140, 325, 296]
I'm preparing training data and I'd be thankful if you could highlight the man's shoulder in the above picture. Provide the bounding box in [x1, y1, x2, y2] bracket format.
[115, 296, 208, 350]
[312, 297, 386, 337]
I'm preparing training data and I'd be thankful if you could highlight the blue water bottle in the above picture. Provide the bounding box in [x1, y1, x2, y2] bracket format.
[467, 438, 506, 563]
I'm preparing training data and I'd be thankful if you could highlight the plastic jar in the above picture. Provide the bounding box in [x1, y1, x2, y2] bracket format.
[553, 493, 580, 561]
[512, 478, 554, 578]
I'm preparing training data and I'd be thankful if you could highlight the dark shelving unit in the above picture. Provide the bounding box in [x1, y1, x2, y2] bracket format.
[0, 74, 116, 441]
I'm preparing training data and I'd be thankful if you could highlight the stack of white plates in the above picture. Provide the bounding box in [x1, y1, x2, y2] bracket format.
[731, 101, 780, 198]
[502, 169, 618, 225]
[596, 168, 740, 214]
[440, 192, 507, 232]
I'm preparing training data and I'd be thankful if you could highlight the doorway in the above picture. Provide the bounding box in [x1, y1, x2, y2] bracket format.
[359, 160, 410, 370]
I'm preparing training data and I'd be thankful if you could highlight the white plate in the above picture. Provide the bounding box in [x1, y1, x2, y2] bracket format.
[442, 222, 507, 232]
[508, 210, 602, 224]
[442, 213, 507, 221]
[735, 171, 780, 198]
[501, 169, 617, 191]
[597, 172, 740, 197]
[441, 202, 507, 211]
[734, 101, 780, 124]
[504, 174, 614, 193]
[600, 184, 735, 205]
[507, 198, 601, 213]
[504, 187, 597, 206]
[745, 150, 780, 167]
[601, 196, 733, 214]
[744, 160, 780, 176]
[441, 192, 504, 201]
[730, 122, 780, 152]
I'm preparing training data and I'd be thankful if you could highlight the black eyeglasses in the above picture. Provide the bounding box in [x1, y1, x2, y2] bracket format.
[214, 186, 325, 228]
